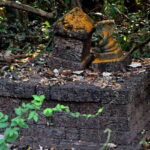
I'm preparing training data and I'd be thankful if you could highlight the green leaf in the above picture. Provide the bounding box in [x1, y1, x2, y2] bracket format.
[19, 122, 28, 128]
[96, 107, 104, 115]
[140, 129, 146, 135]
[28, 111, 35, 120]
[82, 114, 88, 117]
[33, 114, 38, 122]
[123, 36, 127, 41]
[0, 142, 9, 150]
[139, 140, 148, 145]
[0, 115, 8, 123]
[32, 95, 45, 108]
[4, 128, 19, 143]
[32, 95, 41, 101]
[60, 105, 70, 112]
[32, 102, 42, 109]
[54, 104, 62, 112]
[85, 114, 93, 118]
[32, 95, 45, 102]
[65, 108, 70, 113]
[11, 117, 28, 128]
[44, 21, 50, 27]
[14, 107, 22, 116]
[23, 103, 35, 110]
[28, 111, 38, 122]
[43, 108, 53, 117]
[22, 103, 26, 107]
[60, 105, 69, 110]
[0, 139, 5, 145]
[0, 123, 8, 128]
[0, 112, 4, 119]
[70, 112, 80, 118]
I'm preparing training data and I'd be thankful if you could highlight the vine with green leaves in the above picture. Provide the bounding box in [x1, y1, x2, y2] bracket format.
[0, 95, 111, 150]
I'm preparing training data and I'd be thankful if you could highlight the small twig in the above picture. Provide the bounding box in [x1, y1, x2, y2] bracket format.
[89, 5, 102, 13]
[115, 8, 130, 20]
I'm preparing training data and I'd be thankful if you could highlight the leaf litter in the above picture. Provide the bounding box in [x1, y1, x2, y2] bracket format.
[0, 53, 149, 90]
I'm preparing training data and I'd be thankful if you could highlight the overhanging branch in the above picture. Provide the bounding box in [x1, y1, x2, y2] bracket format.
[0, 1, 55, 19]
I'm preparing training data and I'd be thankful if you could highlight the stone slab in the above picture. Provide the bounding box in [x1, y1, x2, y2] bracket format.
[0, 79, 36, 98]
[52, 36, 84, 62]
[48, 36, 93, 70]
[0, 66, 149, 104]
[47, 57, 84, 70]
[50, 82, 130, 104]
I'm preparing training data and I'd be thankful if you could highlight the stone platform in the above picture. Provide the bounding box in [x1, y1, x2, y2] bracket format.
[0, 66, 149, 150]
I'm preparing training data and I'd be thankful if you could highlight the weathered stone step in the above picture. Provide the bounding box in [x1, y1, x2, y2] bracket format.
[0, 66, 149, 150]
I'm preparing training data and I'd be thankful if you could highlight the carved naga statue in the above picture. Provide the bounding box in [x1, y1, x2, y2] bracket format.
[91, 19, 131, 72]
[50, 7, 130, 72]
[92, 20, 123, 63]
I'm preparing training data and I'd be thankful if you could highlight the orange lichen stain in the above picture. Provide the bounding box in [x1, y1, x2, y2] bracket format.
[101, 47, 122, 55]
[95, 49, 123, 61]
[58, 7, 94, 33]
[104, 38, 116, 47]
[92, 56, 123, 64]
[106, 43, 120, 52]
[100, 31, 110, 38]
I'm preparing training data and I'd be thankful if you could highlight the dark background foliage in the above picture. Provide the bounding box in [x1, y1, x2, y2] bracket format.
[0, 0, 149, 57]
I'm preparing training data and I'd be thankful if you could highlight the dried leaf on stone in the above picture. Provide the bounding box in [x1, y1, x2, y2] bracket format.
[73, 70, 84, 75]
[129, 62, 142, 68]
[61, 70, 72, 77]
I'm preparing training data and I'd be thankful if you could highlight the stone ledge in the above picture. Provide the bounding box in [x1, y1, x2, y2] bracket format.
[0, 67, 149, 104]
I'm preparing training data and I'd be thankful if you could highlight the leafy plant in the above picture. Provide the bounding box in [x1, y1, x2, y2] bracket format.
[43, 104, 104, 118]
[0, 95, 45, 150]
[0, 95, 106, 150]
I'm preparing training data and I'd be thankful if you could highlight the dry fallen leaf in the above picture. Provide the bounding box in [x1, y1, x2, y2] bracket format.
[84, 75, 97, 81]
[61, 70, 72, 77]
[73, 70, 84, 75]
[112, 83, 121, 89]
[46, 69, 55, 77]
[129, 62, 142, 68]
[22, 78, 29, 82]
